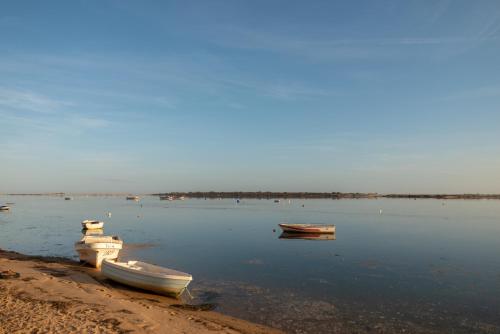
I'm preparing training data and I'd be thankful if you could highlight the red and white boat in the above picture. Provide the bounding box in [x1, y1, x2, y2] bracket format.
[278, 223, 335, 234]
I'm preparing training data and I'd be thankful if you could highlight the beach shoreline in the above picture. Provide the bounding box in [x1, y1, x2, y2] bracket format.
[5, 192, 500, 200]
[0, 248, 282, 334]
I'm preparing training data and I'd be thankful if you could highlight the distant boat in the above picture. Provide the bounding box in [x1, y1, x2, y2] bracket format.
[279, 231, 336, 240]
[0, 205, 10, 211]
[126, 196, 140, 201]
[81, 220, 104, 230]
[74, 236, 123, 268]
[65, 197, 73, 200]
[163, 195, 186, 200]
[101, 259, 192, 297]
[278, 223, 335, 234]
[160, 195, 176, 201]
[274, 199, 280, 203]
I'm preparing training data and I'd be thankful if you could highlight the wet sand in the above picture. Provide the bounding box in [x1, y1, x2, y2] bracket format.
[0, 249, 282, 334]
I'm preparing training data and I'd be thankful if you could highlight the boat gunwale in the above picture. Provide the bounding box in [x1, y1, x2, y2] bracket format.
[74, 237, 123, 250]
[103, 259, 193, 281]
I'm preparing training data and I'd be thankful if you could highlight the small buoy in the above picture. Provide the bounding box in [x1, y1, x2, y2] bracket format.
[273, 229, 276, 232]
[302, 204, 305, 207]
[379, 209, 383, 214]
[107, 212, 112, 217]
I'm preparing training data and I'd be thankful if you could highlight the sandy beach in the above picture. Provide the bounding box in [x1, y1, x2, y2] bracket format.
[0, 249, 282, 334]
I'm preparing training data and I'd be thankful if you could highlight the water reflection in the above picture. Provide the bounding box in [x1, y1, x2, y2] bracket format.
[279, 231, 336, 240]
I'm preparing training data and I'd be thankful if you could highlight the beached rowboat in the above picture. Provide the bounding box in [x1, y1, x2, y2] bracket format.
[278, 223, 335, 234]
[81, 220, 104, 230]
[74, 236, 123, 268]
[101, 259, 192, 297]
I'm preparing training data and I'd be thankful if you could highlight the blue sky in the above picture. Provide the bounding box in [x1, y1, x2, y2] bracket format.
[1, 0, 500, 193]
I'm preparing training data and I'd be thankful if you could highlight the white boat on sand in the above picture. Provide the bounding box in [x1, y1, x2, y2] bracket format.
[279, 223, 335, 234]
[102, 259, 192, 297]
[81, 220, 104, 230]
[74, 236, 123, 268]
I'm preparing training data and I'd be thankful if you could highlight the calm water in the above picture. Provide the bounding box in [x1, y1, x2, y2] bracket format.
[1, 196, 500, 333]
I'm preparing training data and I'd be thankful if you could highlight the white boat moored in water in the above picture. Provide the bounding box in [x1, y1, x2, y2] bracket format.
[0, 205, 10, 211]
[159, 195, 174, 200]
[74, 236, 123, 268]
[101, 259, 192, 297]
[279, 223, 335, 234]
[81, 220, 104, 230]
[126, 196, 140, 201]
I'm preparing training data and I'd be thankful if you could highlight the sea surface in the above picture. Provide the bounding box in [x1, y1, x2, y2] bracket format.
[1, 196, 500, 333]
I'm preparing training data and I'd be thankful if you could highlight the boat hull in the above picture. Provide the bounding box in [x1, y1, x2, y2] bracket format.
[74, 242, 122, 268]
[101, 260, 192, 297]
[81, 228, 104, 236]
[279, 223, 335, 234]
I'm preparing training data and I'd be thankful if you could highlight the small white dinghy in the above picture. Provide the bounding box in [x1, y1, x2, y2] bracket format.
[81, 220, 104, 230]
[102, 259, 193, 297]
[279, 223, 335, 234]
[74, 236, 123, 268]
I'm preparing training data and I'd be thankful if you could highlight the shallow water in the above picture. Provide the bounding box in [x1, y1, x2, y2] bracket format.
[1, 196, 499, 333]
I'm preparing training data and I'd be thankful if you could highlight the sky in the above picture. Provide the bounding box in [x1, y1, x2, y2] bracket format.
[1, 0, 500, 194]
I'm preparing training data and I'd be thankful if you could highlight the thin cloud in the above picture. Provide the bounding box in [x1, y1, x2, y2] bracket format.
[0, 87, 71, 113]
[1, 53, 337, 102]
[204, 24, 499, 62]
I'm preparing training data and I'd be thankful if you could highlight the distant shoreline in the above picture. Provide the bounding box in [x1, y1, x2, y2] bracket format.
[154, 192, 500, 200]
[3, 192, 500, 200]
